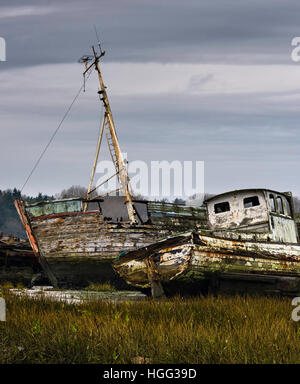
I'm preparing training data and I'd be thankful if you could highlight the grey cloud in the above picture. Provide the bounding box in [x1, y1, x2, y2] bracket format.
[1, 0, 300, 197]
[1, 0, 300, 68]
[188, 74, 214, 91]
[2, 89, 300, 195]
[0, 5, 55, 18]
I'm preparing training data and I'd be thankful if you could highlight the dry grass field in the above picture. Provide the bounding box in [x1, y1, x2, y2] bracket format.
[0, 286, 299, 364]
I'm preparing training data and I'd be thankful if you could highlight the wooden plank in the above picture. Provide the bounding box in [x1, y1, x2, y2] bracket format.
[14, 199, 58, 287]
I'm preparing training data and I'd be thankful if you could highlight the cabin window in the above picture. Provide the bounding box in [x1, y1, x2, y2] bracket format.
[286, 200, 292, 217]
[269, 194, 276, 212]
[86, 202, 101, 212]
[214, 202, 230, 214]
[276, 196, 284, 214]
[243, 196, 260, 208]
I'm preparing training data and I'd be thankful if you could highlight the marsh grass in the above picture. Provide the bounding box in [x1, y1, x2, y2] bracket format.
[0, 291, 299, 364]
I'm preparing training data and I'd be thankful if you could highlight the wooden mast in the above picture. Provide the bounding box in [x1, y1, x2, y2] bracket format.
[80, 45, 137, 224]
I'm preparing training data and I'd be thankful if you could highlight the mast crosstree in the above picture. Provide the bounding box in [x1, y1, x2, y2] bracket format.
[79, 44, 138, 225]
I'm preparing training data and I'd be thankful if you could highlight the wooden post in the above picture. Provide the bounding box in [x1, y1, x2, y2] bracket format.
[145, 257, 165, 298]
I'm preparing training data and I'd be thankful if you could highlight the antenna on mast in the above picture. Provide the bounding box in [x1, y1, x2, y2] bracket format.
[94, 25, 104, 55]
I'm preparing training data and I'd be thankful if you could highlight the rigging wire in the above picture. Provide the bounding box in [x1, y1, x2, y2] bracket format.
[20, 69, 93, 193]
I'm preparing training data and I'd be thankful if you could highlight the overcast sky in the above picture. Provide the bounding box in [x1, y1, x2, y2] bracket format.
[1, 0, 300, 198]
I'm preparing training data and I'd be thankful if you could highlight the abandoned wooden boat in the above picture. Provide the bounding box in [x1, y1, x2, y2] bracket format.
[0, 236, 40, 286]
[114, 188, 300, 296]
[14, 44, 206, 288]
[14, 198, 205, 288]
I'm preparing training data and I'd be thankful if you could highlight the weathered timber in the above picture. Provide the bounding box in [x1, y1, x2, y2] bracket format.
[14, 199, 58, 287]
[14, 189, 300, 289]
[15, 197, 206, 287]
[0, 238, 41, 286]
[205, 189, 298, 243]
[114, 231, 300, 296]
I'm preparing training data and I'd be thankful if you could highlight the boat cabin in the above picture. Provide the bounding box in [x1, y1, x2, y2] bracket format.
[22, 196, 207, 228]
[23, 197, 149, 224]
[205, 189, 298, 243]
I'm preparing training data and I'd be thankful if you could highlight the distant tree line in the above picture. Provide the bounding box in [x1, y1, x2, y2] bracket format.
[58, 185, 88, 199]
[0, 189, 54, 238]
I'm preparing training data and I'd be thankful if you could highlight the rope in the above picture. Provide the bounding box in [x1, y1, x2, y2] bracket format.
[20, 70, 93, 193]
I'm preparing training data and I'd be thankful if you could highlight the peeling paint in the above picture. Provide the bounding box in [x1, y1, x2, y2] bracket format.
[114, 189, 300, 296]
[205, 189, 298, 243]
[14, 197, 207, 287]
[114, 231, 300, 295]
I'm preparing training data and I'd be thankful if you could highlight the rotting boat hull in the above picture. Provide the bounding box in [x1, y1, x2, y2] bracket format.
[114, 232, 300, 296]
[0, 240, 40, 286]
[31, 217, 172, 288]
[15, 199, 206, 288]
